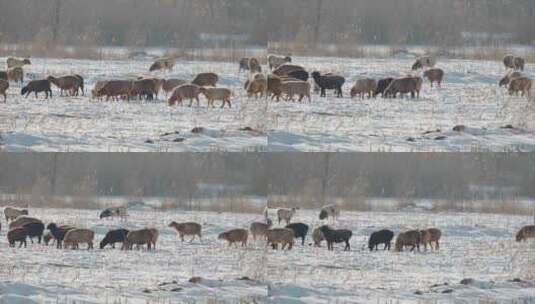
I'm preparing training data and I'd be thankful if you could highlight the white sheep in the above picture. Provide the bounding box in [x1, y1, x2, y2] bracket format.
[319, 204, 340, 222]
[277, 207, 297, 225]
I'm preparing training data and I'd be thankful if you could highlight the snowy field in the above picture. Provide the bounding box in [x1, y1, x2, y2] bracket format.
[0, 207, 534, 303]
[1, 56, 535, 151]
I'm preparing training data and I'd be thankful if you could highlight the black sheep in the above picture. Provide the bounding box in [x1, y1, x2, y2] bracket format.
[239, 58, 250, 73]
[311, 72, 345, 98]
[100, 229, 129, 249]
[285, 223, 309, 245]
[99, 208, 114, 219]
[46, 223, 74, 249]
[287, 70, 309, 82]
[22, 222, 45, 244]
[21, 80, 52, 99]
[374, 78, 395, 98]
[319, 225, 352, 251]
[0, 71, 7, 81]
[368, 229, 394, 251]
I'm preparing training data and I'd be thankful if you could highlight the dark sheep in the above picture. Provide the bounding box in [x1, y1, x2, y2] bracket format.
[311, 72, 345, 98]
[0, 71, 7, 81]
[46, 223, 75, 249]
[100, 229, 129, 249]
[192, 73, 219, 87]
[22, 222, 45, 244]
[239, 58, 250, 73]
[73, 74, 85, 96]
[368, 229, 394, 251]
[287, 70, 309, 82]
[7, 228, 27, 248]
[285, 223, 309, 245]
[249, 58, 262, 73]
[21, 80, 52, 99]
[319, 225, 352, 251]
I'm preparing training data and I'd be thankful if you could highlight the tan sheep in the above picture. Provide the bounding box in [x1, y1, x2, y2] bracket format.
[266, 228, 295, 250]
[7, 67, 24, 83]
[516, 225, 535, 242]
[249, 219, 273, 241]
[218, 229, 248, 247]
[192, 73, 218, 87]
[63, 229, 95, 250]
[7, 57, 31, 69]
[509, 77, 532, 97]
[149, 228, 159, 250]
[149, 57, 175, 72]
[4, 207, 29, 222]
[268, 54, 292, 70]
[8, 216, 40, 230]
[423, 68, 444, 88]
[168, 84, 202, 107]
[123, 228, 154, 250]
[247, 78, 267, 99]
[420, 228, 441, 251]
[199, 87, 232, 108]
[162, 79, 187, 95]
[312, 227, 325, 247]
[168, 222, 202, 242]
[350, 78, 377, 99]
[47, 75, 82, 96]
[280, 81, 311, 103]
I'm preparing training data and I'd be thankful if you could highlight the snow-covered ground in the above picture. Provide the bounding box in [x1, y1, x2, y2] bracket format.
[1, 56, 535, 151]
[0, 207, 534, 303]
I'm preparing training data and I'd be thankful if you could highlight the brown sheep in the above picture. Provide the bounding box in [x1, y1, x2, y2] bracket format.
[350, 78, 377, 99]
[384, 77, 422, 99]
[249, 218, 273, 241]
[97, 80, 133, 101]
[420, 228, 442, 251]
[7, 227, 27, 248]
[130, 78, 159, 100]
[423, 68, 444, 88]
[8, 216, 40, 230]
[168, 222, 202, 242]
[508, 77, 532, 97]
[247, 78, 267, 99]
[91, 81, 108, 100]
[63, 229, 94, 250]
[162, 79, 187, 95]
[7, 67, 24, 83]
[0, 80, 8, 102]
[192, 73, 218, 87]
[266, 228, 294, 250]
[149, 57, 175, 72]
[243, 73, 265, 90]
[516, 225, 535, 242]
[4, 206, 28, 221]
[7, 57, 31, 69]
[312, 227, 325, 247]
[122, 228, 154, 250]
[168, 84, 202, 107]
[280, 81, 311, 103]
[199, 87, 232, 108]
[267, 75, 283, 101]
[395, 230, 421, 252]
[47, 75, 82, 96]
[218, 229, 248, 247]
[273, 64, 305, 77]
[499, 72, 522, 87]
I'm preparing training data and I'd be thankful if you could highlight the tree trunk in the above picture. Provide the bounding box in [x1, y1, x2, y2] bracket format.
[313, 0, 323, 47]
[52, 0, 62, 43]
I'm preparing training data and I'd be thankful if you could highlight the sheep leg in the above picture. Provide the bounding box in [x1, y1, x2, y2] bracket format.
[435, 241, 439, 250]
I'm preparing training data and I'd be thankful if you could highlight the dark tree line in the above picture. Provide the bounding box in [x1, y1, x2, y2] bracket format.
[0, 0, 534, 48]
